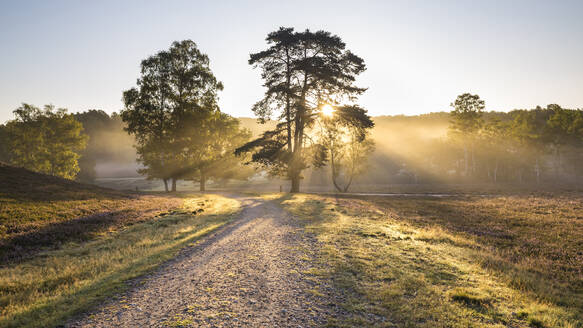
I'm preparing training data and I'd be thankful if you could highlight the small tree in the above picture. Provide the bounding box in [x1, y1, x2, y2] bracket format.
[4, 104, 87, 179]
[318, 105, 374, 192]
[449, 93, 485, 178]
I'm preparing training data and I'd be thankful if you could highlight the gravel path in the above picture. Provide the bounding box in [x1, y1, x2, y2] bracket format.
[68, 195, 341, 327]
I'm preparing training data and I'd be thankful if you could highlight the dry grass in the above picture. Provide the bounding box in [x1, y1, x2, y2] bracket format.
[278, 192, 582, 328]
[0, 163, 241, 327]
[0, 163, 184, 262]
[0, 193, 240, 328]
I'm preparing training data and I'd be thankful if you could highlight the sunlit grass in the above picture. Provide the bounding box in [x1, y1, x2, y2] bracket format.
[0, 194, 240, 328]
[279, 194, 581, 327]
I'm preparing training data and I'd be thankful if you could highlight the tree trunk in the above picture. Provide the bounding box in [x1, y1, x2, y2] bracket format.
[171, 178, 177, 192]
[163, 178, 169, 192]
[290, 174, 300, 193]
[285, 48, 293, 152]
[330, 142, 342, 193]
[200, 172, 206, 192]
[288, 57, 309, 195]
[331, 175, 343, 193]
[342, 169, 355, 193]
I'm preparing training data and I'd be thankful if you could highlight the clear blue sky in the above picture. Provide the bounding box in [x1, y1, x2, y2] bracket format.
[1, 0, 582, 123]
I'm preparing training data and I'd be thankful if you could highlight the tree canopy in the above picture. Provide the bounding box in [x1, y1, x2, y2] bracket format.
[318, 105, 375, 192]
[236, 27, 371, 192]
[121, 40, 249, 192]
[2, 104, 88, 179]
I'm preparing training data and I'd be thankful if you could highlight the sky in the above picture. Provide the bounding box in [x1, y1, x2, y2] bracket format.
[1, 0, 582, 123]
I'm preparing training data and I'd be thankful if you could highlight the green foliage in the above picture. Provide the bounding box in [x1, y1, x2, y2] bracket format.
[2, 104, 87, 179]
[450, 93, 485, 135]
[319, 105, 375, 192]
[237, 27, 369, 192]
[121, 40, 229, 191]
[546, 105, 583, 146]
[441, 98, 583, 184]
[175, 111, 253, 190]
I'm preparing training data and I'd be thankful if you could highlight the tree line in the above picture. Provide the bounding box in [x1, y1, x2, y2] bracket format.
[1, 28, 581, 192]
[444, 94, 583, 184]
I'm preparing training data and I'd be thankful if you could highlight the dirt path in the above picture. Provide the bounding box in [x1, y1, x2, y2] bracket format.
[68, 195, 341, 327]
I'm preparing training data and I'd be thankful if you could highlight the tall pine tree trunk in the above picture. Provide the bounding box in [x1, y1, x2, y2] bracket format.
[163, 178, 169, 192]
[288, 63, 309, 194]
[290, 174, 300, 193]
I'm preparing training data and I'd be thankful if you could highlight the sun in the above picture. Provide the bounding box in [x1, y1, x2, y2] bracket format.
[321, 104, 335, 117]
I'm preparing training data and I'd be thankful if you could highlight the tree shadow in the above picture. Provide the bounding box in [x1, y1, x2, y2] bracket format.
[276, 193, 581, 326]
[0, 198, 180, 264]
[2, 207, 242, 328]
[336, 193, 582, 323]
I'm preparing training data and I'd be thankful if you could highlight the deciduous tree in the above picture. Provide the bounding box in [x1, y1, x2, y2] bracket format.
[3, 104, 87, 179]
[175, 111, 252, 191]
[121, 40, 223, 192]
[318, 105, 374, 192]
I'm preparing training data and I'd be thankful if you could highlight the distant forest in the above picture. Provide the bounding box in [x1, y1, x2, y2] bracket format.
[3, 105, 581, 188]
[361, 106, 583, 186]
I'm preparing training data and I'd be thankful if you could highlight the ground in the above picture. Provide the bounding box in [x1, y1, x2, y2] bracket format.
[1, 175, 582, 327]
[279, 192, 583, 328]
[0, 165, 242, 328]
[68, 195, 342, 327]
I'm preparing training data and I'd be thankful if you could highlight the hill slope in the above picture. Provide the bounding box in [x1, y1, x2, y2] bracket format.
[0, 162, 181, 261]
[0, 161, 124, 200]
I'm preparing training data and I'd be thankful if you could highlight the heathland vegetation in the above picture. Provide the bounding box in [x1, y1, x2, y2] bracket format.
[279, 192, 583, 327]
[0, 162, 240, 327]
[0, 26, 582, 328]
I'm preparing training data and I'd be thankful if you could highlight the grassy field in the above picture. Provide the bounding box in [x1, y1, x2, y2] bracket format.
[278, 192, 583, 328]
[0, 163, 186, 262]
[0, 163, 241, 327]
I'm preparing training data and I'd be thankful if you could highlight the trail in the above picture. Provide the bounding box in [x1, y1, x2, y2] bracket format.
[68, 195, 340, 327]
